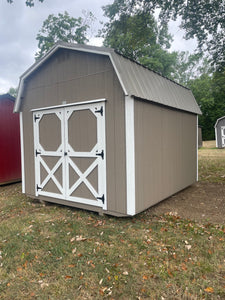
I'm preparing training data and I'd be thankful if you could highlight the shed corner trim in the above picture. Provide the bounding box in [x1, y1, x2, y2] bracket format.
[20, 112, 25, 193]
[125, 95, 136, 215]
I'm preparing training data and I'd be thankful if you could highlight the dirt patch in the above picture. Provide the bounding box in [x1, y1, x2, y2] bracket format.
[148, 182, 225, 224]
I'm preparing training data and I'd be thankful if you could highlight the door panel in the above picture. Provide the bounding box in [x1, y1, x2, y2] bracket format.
[65, 103, 105, 207]
[34, 109, 65, 200]
[33, 102, 106, 209]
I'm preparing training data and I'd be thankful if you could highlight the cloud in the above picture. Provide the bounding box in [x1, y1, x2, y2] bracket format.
[0, 0, 111, 93]
[0, 0, 196, 94]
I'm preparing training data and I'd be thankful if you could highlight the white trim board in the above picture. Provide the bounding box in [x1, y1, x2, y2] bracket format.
[125, 95, 136, 216]
[31, 98, 106, 112]
[20, 112, 25, 193]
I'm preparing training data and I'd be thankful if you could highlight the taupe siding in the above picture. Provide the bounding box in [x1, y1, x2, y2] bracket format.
[134, 99, 197, 214]
[21, 49, 126, 215]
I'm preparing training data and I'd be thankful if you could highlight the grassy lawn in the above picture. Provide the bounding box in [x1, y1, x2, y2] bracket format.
[199, 140, 225, 182]
[0, 141, 225, 299]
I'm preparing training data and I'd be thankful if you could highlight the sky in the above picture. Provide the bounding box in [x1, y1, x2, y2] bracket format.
[0, 0, 197, 94]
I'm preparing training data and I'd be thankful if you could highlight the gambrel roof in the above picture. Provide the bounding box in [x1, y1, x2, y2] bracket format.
[214, 116, 225, 128]
[14, 42, 201, 114]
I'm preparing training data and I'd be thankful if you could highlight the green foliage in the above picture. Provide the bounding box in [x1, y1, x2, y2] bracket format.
[101, 5, 178, 78]
[7, 87, 17, 98]
[7, 0, 44, 6]
[35, 11, 94, 59]
[105, 0, 224, 70]
[188, 74, 215, 140]
[188, 69, 225, 140]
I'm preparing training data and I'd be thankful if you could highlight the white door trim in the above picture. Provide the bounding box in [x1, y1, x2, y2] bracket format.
[33, 102, 107, 210]
[31, 98, 106, 113]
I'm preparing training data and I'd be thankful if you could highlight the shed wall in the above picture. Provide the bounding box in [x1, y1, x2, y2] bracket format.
[21, 49, 127, 215]
[0, 98, 21, 184]
[216, 118, 225, 148]
[134, 99, 197, 214]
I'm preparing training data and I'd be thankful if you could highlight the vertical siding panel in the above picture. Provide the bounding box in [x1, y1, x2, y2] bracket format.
[134, 99, 197, 214]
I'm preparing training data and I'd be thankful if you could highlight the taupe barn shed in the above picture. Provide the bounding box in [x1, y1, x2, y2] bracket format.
[14, 42, 201, 217]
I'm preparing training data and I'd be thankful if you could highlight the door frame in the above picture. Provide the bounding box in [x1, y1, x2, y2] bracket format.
[32, 99, 107, 210]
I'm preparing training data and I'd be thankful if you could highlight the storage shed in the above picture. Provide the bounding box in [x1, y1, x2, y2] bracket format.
[215, 116, 225, 148]
[0, 93, 21, 185]
[14, 42, 201, 216]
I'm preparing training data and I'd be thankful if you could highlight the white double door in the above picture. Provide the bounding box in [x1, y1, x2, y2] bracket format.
[33, 102, 106, 209]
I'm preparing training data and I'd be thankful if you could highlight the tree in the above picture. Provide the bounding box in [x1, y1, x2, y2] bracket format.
[7, 0, 44, 7]
[7, 87, 17, 98]
[35, 11, 94, 59]
[188, 75, 215, 140]
[101, 7, 178, 78]
[188, 69, 225, 140]
[103, 0, 225, 70]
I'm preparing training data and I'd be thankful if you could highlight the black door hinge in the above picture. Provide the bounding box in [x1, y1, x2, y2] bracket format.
[36, 150, 41, 156]
[95, 106, 103, 116]
[34, 115, 40, 122]
[36, 184, 42, 192]
[96, 150, 104, 159]
[97, 194, 105, 204]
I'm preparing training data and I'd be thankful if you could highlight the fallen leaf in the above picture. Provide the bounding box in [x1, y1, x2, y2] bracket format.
[142, 275, 148, 280]
[17, 267, 23, 272]
[99, 289, 104, 296]
[76, 236, 87, 242]
[41, 282, 49, 289]
[185, 245, 192, 250]
[68, 264, 76, 268]
[204, 287, 214, 293]
[65, 275, 73, 280]
[123, 271, 128, 275]
[181, 263, 187, 271]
